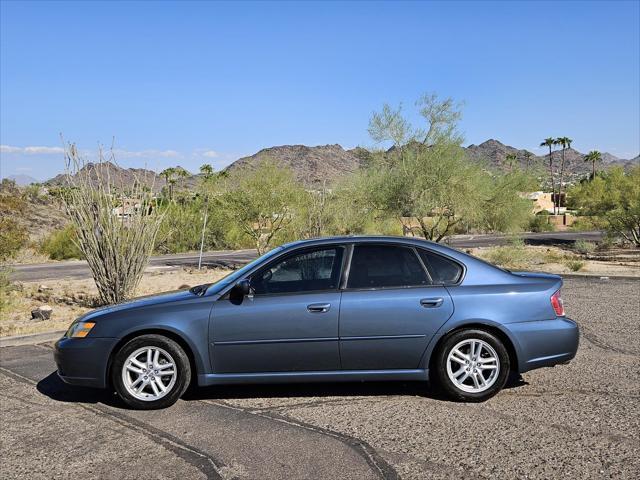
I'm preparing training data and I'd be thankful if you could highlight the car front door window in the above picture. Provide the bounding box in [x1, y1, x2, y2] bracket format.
[252, 247, 344, 295]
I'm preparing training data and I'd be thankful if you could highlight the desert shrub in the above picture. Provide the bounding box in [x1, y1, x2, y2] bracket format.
[573, 240, 596, 255]
[0, 269, 11, 313]
[542, 249, 567, 263]
[570, 216, 601, 232]
[0, 218, 28, 261]
[529, 213, 555, 232]
[564, 259, 585, 272]
[154, 196, 230, 254]
[569, 166, 640, 245]
[61, 144, 165, 305]
[481, 238, 533, 269]
[40, 225, 83, 260]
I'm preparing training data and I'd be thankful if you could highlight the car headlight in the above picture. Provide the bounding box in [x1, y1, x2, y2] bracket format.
[66, 321, 96, 338]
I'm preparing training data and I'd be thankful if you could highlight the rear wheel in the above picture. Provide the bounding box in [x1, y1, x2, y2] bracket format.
[433, 329, 510, 402]
[112, 334, 191, 410]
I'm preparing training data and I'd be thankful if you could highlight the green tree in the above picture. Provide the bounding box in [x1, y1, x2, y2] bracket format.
[199, 163, 215, 182]
[555, 136, 572, 212]
[479, 170, 537, 233]
[361, 144, 486, 241]
[524, 151, 533, 171]
[584, 150, 602, 180]
[540, 137, 557, 214]
[218, 161, 306, 254]
[569, 166, 640, 245]
[160, 167, 176, 201]
[505, 153, 518, 171]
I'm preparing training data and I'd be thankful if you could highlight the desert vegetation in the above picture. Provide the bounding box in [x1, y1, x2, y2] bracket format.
[2, 92, 638, 314]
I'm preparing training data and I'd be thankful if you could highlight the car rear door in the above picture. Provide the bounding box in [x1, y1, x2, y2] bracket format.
[211, 246, 345, 373]
[339, 244, 454, 370]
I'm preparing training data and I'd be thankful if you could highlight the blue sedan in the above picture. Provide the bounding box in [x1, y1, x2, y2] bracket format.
[55, 236, 579, 409]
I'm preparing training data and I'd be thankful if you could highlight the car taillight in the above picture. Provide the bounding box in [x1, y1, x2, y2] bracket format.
[551, 290, 565, 316]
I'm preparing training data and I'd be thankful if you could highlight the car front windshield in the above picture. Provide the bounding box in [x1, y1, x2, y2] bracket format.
[205, 246, 285, 294]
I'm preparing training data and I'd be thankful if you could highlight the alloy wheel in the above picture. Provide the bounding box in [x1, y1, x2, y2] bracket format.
[121, 346, 177, 401]
[445, 339, 500, 393]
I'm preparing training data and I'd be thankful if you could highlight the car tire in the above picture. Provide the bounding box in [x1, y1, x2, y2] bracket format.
[433, 329, 510, 402]
[111, 334, 191, 410]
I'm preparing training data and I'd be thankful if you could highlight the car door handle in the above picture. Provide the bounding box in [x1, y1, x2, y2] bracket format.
[420, 297, 444, 308]
[307, 303, 331, 313]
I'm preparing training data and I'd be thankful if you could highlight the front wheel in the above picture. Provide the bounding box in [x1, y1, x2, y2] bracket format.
[433, 329, 510, 402]
[111, 334, 191, 410]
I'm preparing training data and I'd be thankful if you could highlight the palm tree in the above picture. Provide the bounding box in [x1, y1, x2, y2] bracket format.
[160, 167, 176, 201]
[173, 166, 190, 195]
[540, 137, 557, 214]
[524, 151, 533, 171]
[199, 163, 214, 181]
[584, 150, 602, 180]
[505, 153, 518, 171]
[555, 136, 572, 213]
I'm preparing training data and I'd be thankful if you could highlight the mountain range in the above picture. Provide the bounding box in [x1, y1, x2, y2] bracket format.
[43, 139, 638, 189]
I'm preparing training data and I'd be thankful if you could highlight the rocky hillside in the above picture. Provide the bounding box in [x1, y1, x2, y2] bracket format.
[465, 139, 543, 170]
[44, 140, 638, 190]
[464, 139, 637, 183]
[46, 161, 172, 192]
[223, 144, 367, 186]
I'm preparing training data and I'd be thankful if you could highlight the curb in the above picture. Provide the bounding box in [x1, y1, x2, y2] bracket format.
[0, 330, 65, 348]
[560, 273, 640, 281]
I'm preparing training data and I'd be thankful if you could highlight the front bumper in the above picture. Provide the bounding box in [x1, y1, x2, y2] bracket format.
[505, 317, 579, 373]
[54, 337, 117, 389]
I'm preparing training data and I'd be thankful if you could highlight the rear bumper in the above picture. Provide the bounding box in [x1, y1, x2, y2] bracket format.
[505, 317, 579, 373]
[54, 337, 117, 389]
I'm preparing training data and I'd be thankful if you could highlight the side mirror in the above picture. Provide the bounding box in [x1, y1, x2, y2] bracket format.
[229, 279, 251, 305]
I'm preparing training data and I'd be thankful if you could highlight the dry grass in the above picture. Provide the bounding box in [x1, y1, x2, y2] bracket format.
[472, 244, 640, 277]
[0, 267, 232, 337]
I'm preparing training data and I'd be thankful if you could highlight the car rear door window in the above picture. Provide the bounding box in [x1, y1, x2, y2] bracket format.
[347, 245, 429, 289]
[252, 247, 344, 295]
[418, 249, 463, 285]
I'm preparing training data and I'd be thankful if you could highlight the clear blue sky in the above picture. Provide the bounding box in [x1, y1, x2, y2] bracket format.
[1, 0, 639, 181]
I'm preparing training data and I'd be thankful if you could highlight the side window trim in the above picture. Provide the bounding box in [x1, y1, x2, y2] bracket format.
[339, 243, 354, 290]
[250, 245, 346, 297]
[411, 246, 434, 284]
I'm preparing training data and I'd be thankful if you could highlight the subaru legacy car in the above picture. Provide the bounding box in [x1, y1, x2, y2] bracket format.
[55, 236, 579, 409]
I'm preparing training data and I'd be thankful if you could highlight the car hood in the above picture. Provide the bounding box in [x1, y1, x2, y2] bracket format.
[80, 289, 196, 322]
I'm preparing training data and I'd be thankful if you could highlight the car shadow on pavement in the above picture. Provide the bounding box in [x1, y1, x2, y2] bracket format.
[37, 372, 122, 408]
[37, 371, 529, 407]
[183, 374, 528, 403]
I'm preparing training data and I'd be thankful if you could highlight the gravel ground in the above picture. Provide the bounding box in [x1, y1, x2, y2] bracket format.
[1, 276, 638, 479]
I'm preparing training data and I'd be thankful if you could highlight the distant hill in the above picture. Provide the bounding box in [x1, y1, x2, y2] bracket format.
[465, 139, 543, 170]
[44, 140, 638, 190]
[463, 139, 637, 183]
[46, 161, 173, 192]
[6, 174, 38, 186]
[223, 144, 367, 186]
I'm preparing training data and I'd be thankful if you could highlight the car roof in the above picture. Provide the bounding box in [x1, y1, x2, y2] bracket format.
[281, 235, 445, 251]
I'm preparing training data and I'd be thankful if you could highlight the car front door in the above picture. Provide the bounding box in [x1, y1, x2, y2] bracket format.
[211, 246, 345, 373]
[339, 244, 454, 370]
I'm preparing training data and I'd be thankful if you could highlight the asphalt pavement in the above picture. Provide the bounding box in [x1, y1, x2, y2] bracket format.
[1, 275, 638, 479]
[9, 231, 604, 282]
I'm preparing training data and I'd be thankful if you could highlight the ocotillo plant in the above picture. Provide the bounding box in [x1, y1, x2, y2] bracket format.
[61, 143, 165, 305]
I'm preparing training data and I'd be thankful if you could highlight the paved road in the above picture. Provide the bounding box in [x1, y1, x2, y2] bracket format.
[1, 276, 638, 479]
[9, 231, 604, 282]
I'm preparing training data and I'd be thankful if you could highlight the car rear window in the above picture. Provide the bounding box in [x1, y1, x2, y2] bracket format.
[347, 245, 429, 289]
[418, 249, 463, 285]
